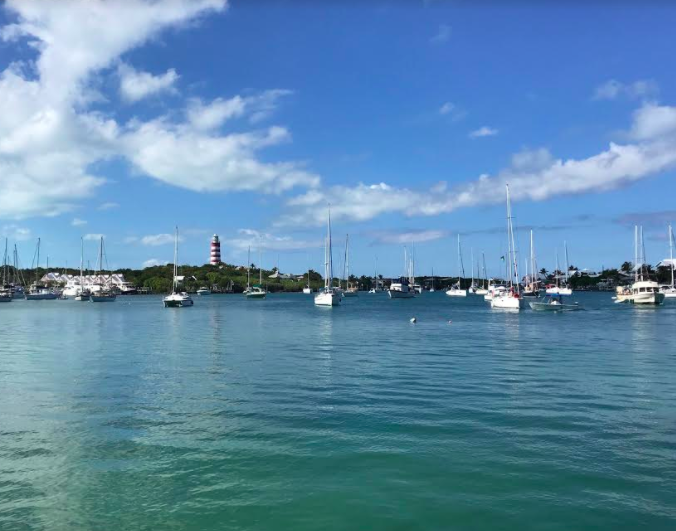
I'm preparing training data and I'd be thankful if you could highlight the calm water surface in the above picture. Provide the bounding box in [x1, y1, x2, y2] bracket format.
[1, 292, 675, 530]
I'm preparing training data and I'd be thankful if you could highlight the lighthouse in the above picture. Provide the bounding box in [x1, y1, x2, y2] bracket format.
[210, 234, 221, 265]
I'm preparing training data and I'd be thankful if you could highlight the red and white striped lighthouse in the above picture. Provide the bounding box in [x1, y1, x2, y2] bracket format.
[210, 234, 221, 265]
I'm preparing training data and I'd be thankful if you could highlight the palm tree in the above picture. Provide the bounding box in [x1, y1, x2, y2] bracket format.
[621, 261, 633, 274]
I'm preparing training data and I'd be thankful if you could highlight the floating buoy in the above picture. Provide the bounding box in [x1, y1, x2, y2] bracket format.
[410, 317, 417, 323]
[448, 320, 452, 324]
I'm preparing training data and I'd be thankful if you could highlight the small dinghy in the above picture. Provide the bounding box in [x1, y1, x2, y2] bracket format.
[529, 295, 581, 312]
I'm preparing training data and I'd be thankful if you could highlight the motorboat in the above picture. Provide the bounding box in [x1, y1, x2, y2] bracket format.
[197, 287, 211, 295]
[529, 295, 581, 311]
[388, 277, 415, 298]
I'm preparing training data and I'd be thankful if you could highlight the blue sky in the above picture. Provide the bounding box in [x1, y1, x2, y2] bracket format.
[1, 1, 675, 278]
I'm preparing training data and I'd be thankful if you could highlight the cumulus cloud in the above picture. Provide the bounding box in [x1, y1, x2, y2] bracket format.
[594, 79, 659, 101]
[469, 126, 498, 138]
[630, 103, 676, 140]
[118, 63, 179, 102]
[71, 218, 87, 226]
[0, 0, 317, 220]
[140, 233, 180, 246]
[186, 90, 292, 130]
[226, 228, 322, 252]
[278, 102, 676, 226]
[430, 24, 451, 44]
[98, 202, 120, 210]
[1, 224, 31, 241]
[370, 229, 448, 245]
[142, 258, 169, 268]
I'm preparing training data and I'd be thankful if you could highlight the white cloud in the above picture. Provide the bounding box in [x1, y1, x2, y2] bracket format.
[98, 202, 120, 210]
[439, 102, 454, 115]
[630, 103, 676, 140]
[142, 258, 168, 268]
[121, 122, 319, 193]
[469, 126, 498, 138]
[226, 228, 322, 252]
[118, 63, 179, 102]
[370, 229, 448, 245]
[430, 24, 451, 44]
[84, 233, 105, 241]
[594, 79, 659, 101]
[186, 90, 293, 130]
[140, 233, 180, 246]
[71, 218, 87, 226]
[1, 224, 31, 241]
[278, 103, 676, 226]
[0, 1, 319, 219]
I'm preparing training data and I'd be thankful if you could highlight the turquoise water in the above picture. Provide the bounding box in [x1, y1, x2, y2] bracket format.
[1, 293, 675, 530]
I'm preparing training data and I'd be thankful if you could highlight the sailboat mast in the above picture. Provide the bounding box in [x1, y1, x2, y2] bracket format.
[670, 223, 674, 289]
[640, 226, 646, 281]
[173, 227, 178, 291]
[80, 237, 84, 288]
[634, 225, 639, 283]
[2, 238, 7, 286]
[482, 251, 487, 288]
[470, 248, 474, 286]
[505, 185, 515, 289]
[259, 247, 262, 286]
[247, 246, 251, 289]
[564, 241, 570, 284]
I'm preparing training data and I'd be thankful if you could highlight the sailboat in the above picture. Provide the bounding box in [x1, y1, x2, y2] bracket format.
[468, 249, 479, 294]
[546, 242, 573, 295]
[343, 234, 358, 297]
[303, 260, 312, 294]
[615, 226, 665, 305]
[388, 247, 416, 298]
[90, 237, 116, 302]
[475, 252, 489, 295]
[25, 238, 58, 300]
[163, 227, 193, 307]
[522, 230, 540, 297]
[446, 234, 467, 296]
[660, 223, 676, 298]
[0, 239, 12, 302]
[75, 238, 91, 301]
[491, 184, 525, 310]
[429, 266, 436, 292]
[244, 246, 267, 299]
[315, 206, 341, 306]
[369, 257, 379, 293]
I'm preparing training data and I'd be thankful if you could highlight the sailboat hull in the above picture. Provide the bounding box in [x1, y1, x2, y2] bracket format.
[315, 290, 341, 306]
[302, 288, 312, 294]
[343, 290, 358, 297]
[446, 289, 467, 297]
[491, 294, 524, 310]
[25, 292, 58, 300]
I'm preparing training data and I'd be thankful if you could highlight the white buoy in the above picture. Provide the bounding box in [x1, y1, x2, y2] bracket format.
[410, 317, 417, 323]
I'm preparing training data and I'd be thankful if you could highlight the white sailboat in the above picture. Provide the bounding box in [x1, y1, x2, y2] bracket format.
[343, 234, 358, 297]
[163, 227, 193, 307]
[74, 237, 91, 301]
[429, 266, 436, 292]
[315, 206, 341, 306]
[491, 184, 525, 310]
[615, 226, 665, 305]
[245, 246, 267, 299]
[369, 257, 379, 293]
[475, 252, 489, 295]
[468, 248, 479, 294]
[546, 242, 573, 295]
[523, 230, 540, 297]
[25, 238, 58, 300]
[446, 234, 467, 297]
[660, 223, 676, 298]
[388, 247, 416, 299]
[0, 239, 12, 302]
[90, 237, 116, 302]
[303, 259, 312, 294]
